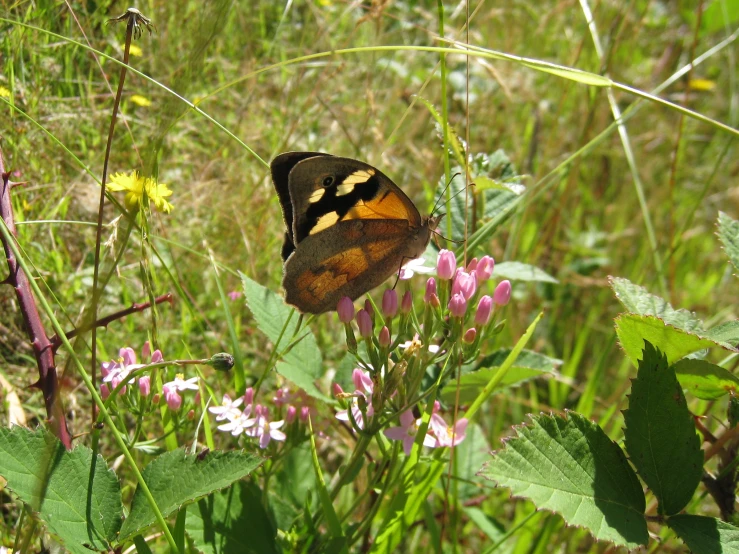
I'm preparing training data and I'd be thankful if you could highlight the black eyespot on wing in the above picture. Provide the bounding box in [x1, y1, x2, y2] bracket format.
[322, 176, 335, 188]
[298, 173, 382, 239]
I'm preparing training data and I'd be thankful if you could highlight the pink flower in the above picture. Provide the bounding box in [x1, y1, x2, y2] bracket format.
[164, 375, 199, 392]
[424, 278, 437, 303]
[452, 270, 476, 300]
[400, 291, 412, 314]
[228, 290, 243, 301]
[286, 405, 297, 423]
[448, 293, 467, 318]
[466, 257, 478, 272]
[477, 256, 494, 280]
[138, 375, 151, 396]
[332, 382, 344, 397]
[356, 309, 373, 338]
[352, 368, 373, 395]
[163, 384, 182, 410]
[463, 328, 476, 344]
[430, 415, 468, 448]
[247, 413, 287, 449]
[300, 406, 310, 422]
[382, 289, 398, 318]
[208, 394, 244, 421]
[337, 296, 354, 323]
[384, 410, 436, 455]
[243, 387, 254, 406]
[336, 369, 375, 430]
[494, 280, 512, 306]
[217, 407, 255, 436]
[364, 299, 374, 319]
[100, 384, 110, 401]
[437, 250, 456, 280]
[475, 295, 493, 326]
[273, 387, 291, 406]
[379, 326, 391, 347]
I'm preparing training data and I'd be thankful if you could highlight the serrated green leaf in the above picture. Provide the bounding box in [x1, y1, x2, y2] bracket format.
[240, 273, 327, 401]
[119, 449, 263, 541]
[479, 412, 647, 548]
[493, 261, 558, 283]
[434, 151, 522, 247]
[615, 313, 733, 366]
[668, 514, 739, 554]
[623, 342, 703, 516]
[186, 481, 278, 554]
[706, 321, 739, 346]
[719, 211, 739, 272]
[674, 359, 739, 400]
[0, 427, 122, 553]
[610, 277, 704, 332]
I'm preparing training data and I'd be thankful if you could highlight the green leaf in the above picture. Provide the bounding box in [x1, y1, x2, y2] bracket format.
[435, 150, 522, 247]
[442, 348, 560, 403]
[674, 359, 739, 400]
[610, 277, 704, 332]
[702, 2, 739, 35]
[479, 412, 647, 548]
[668, 514, 739, 554]
[706, 320, 739, 346]
[623, 342, 703, 516]
[615, 313, 733, 366]
[186, 481, 279, 554]
[119, 448, 263, 541]
[493, 261, 558, 283]
[0, 427, 122, 553]
[240, 273, 327, 401]
[718, 211, 739, 272]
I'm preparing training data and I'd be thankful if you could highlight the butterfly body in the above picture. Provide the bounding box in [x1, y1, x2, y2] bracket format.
[271, 152, 441, 314]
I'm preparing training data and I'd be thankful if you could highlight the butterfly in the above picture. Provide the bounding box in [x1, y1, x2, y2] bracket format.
[271, 152, 443, 314]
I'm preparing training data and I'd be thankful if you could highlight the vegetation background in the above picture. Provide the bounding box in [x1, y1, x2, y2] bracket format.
[0, 0, 738, 551]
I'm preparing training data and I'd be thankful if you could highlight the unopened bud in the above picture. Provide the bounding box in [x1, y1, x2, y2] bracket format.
[208, 352, 235, 372]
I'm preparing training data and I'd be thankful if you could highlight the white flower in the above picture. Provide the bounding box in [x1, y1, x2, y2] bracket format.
[399, 257, 435, 280]
[208, 394, 244, 421]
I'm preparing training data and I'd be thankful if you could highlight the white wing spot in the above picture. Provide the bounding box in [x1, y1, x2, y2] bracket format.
[336, 169, 375, 196]
[309, 189, 325, 203]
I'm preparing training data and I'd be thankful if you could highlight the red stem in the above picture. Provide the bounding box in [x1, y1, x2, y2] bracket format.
[1, 157, 71, 449]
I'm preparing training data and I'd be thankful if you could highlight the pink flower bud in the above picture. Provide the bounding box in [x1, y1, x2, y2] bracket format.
[364, 299, 375, 320]
[493, 280, 512, 306]
[120, 346, 137, 366]
[379, 326, 391, 347]
[243, 387, 255, 406]
[142, 341, 151, 360]
[448, 293, 467, 318]
[286, 405, 297, 423]
[424, 278, 437, 303]
[382, 289, 398, 318]
[433, 400, 441, 414]
[466, 257, 478, 272]
[100, 384, 110, 401]
[138, 375, 151, 396]
[475, 295, 493, 326]
[333, 382, 344, 397]
[152, 393, 161, 405]
[477, 256, 494, 281]
[463, 328, 477, 344]
[429, 293, 440, 308]
[300, 406, 310, 422]
[352, 368, 372, 393]
[337, 296, 354, 323]
[163, 385, 182, 411]
[357, 309, 373, 338]
[187, 409, 195, 420]
[194, 392, 201, 404]
[151, 349, 163, 363]
[452, 270, 476, 300]
[400, 291, 412, 314]
[437, 249, 456, 280]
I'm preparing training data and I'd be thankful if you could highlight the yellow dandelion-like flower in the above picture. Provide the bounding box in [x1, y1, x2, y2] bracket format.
[107, 171, 173, 213]
[0, 86, 10, 98]
[130, 94, 151, 107]
[129, 44, 143, 57]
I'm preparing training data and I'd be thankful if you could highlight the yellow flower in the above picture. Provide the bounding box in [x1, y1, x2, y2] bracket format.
[107, 171, 173, 213]
[130, 94, 151, 107]
[129, 44, 143, 57]
[0, 86, 10, 98]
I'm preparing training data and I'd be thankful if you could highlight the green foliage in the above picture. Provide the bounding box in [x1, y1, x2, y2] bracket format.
[119, 448, 264, 541]
[0, 427, 122, 553]
[674, 359, 739, 400]
[480, 411, 648, 548]
[493, 261, 558, 283]
[623, 342, 703, 516]
[668, 515, 739, 554]
[718, 211, 739, 273]
[187, 481, 279, 554]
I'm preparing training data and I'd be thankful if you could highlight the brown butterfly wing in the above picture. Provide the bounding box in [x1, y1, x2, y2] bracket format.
[270, 152, 332, 260]
[286, 156, 422, 244]
[283, 219, 432, 314]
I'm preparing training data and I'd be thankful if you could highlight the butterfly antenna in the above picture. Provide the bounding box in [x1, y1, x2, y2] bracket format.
[432, 229, 465, 245]
[431, 173, 476, 216]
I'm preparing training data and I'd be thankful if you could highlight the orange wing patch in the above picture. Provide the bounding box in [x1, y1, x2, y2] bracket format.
[342, 189, 416, 222]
